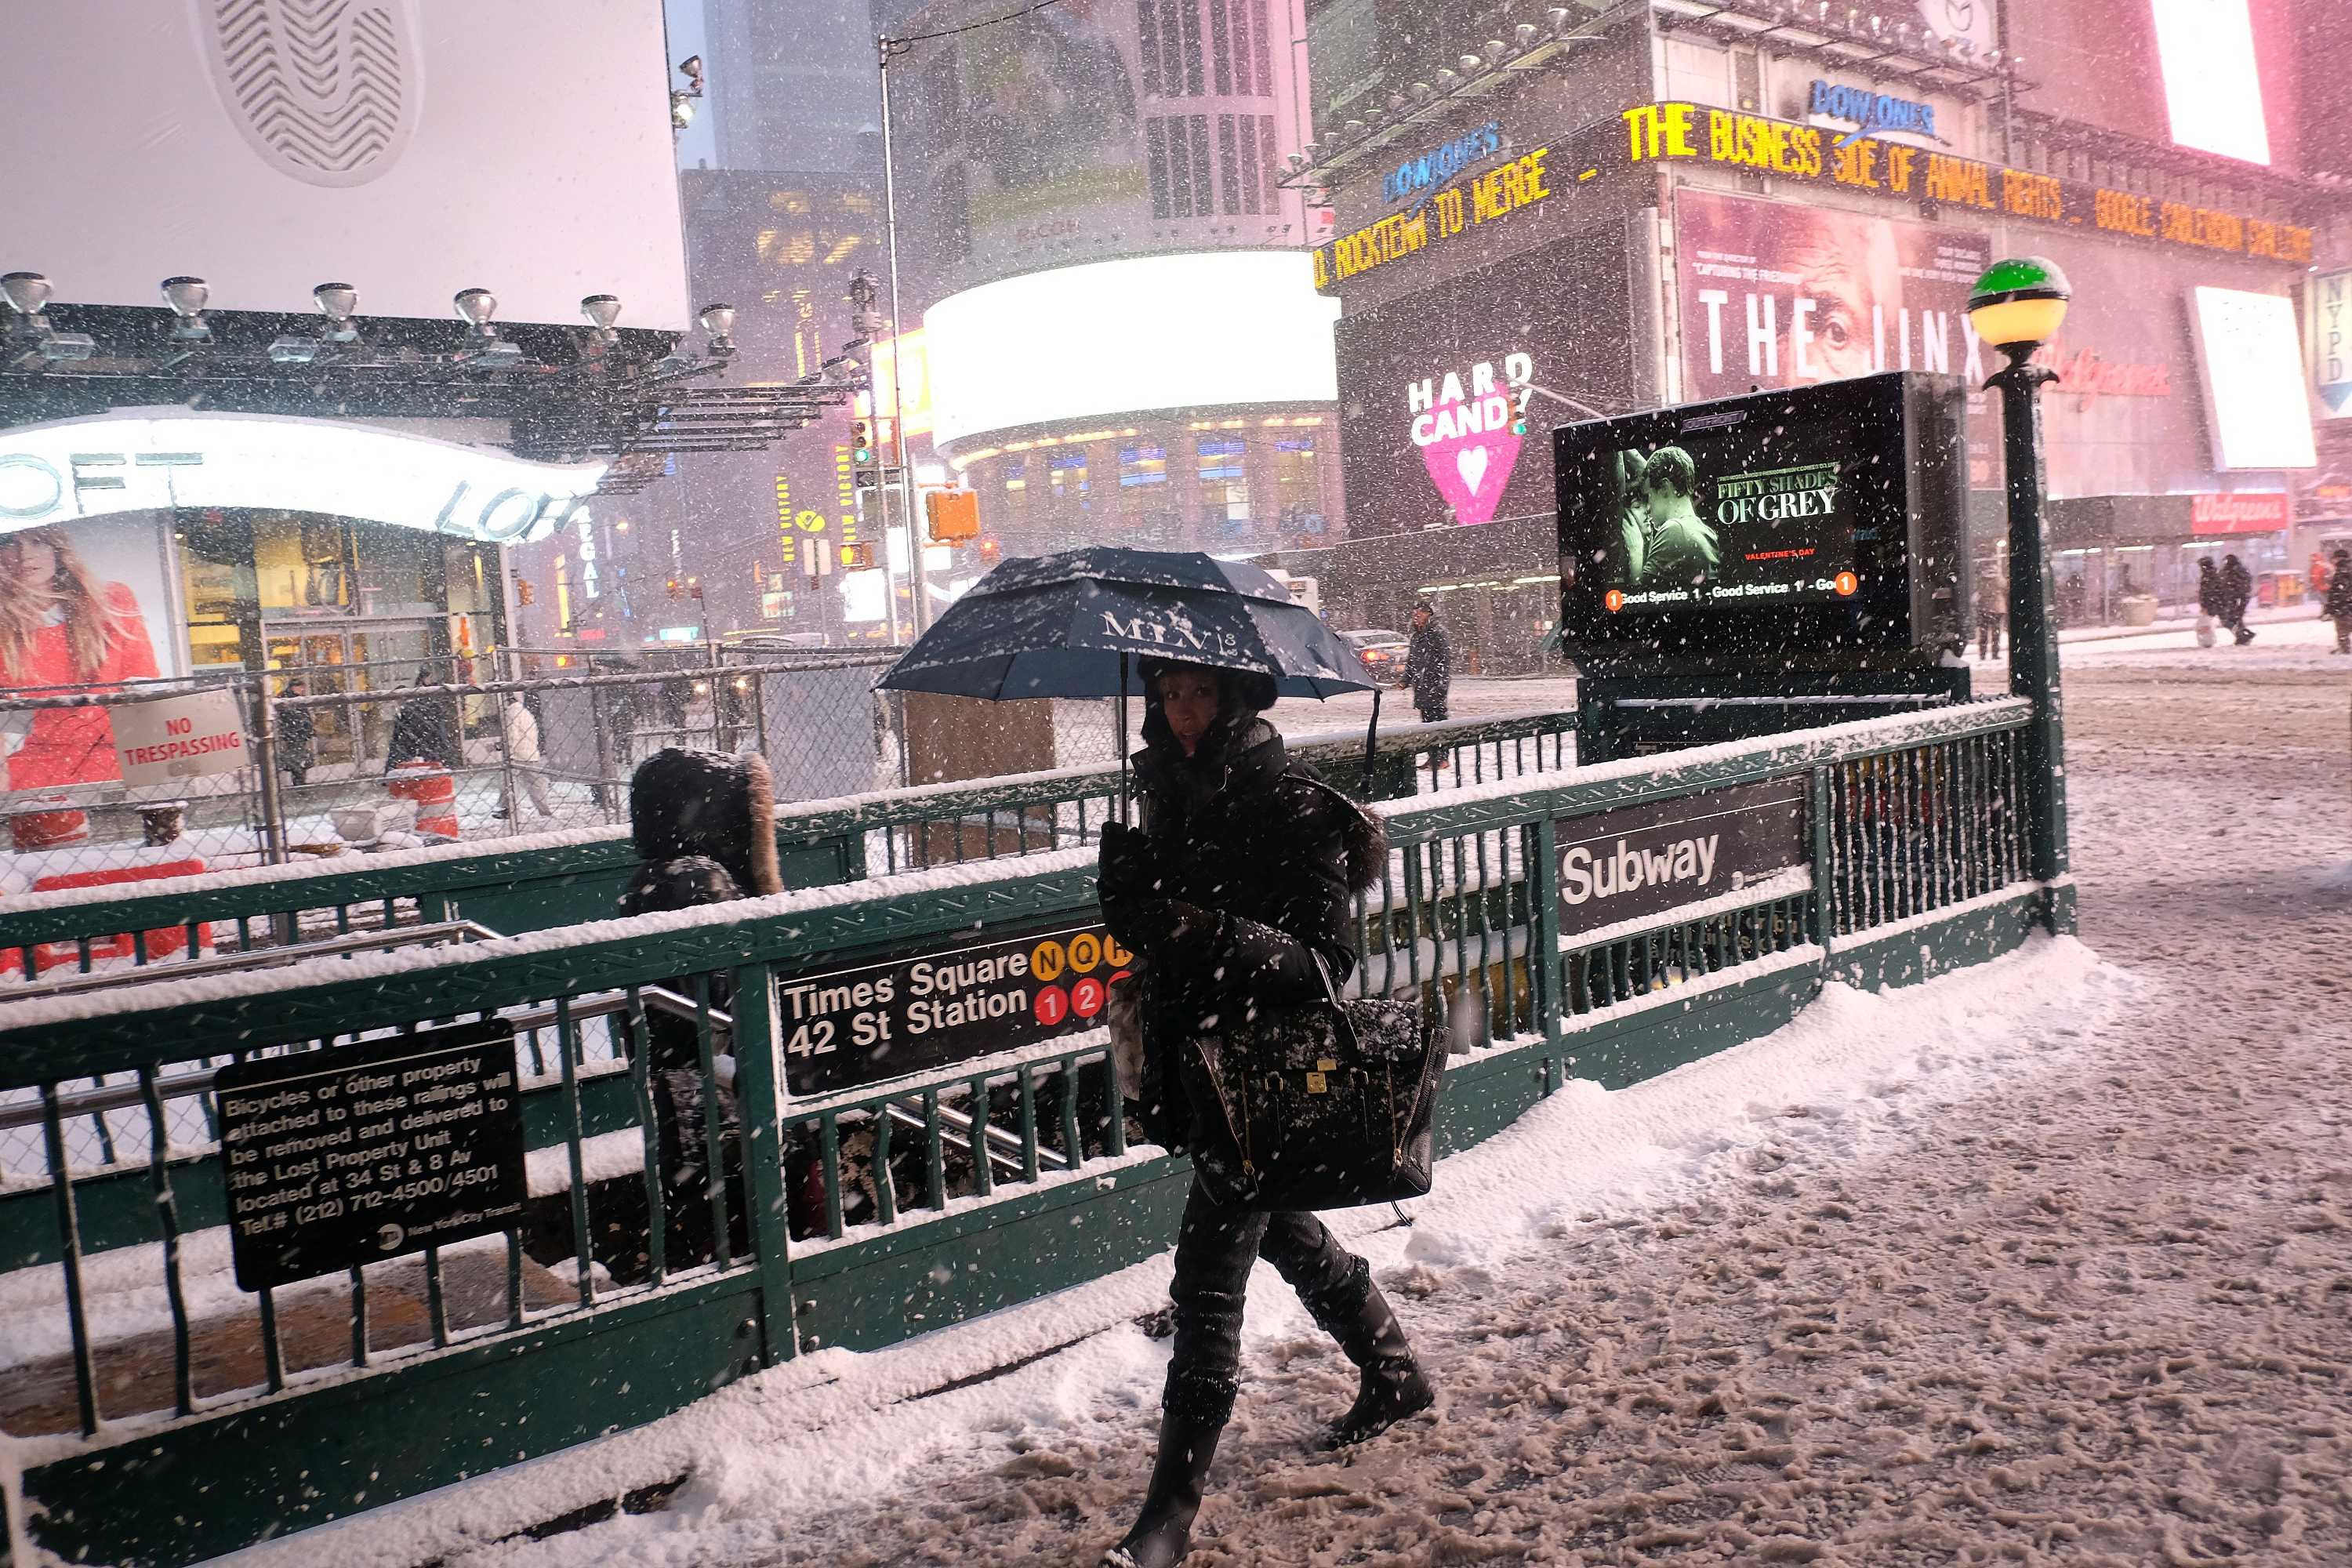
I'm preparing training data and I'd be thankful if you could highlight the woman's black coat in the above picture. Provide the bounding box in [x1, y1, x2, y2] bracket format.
[1098, 690, 1384, 1152]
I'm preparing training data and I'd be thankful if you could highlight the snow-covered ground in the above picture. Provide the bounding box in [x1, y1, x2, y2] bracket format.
[219, 635, 2352, 1567]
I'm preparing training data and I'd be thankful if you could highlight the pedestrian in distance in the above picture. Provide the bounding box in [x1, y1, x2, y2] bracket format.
[276, 678, 316, 789]
[2220, 554, 2256, 646]
[2195, 557, 2222, 648]
[2323, 550, 2352, 655]
[1094, 659, 1433, 1568]
[1974, 559, 2007, 661]
[1405, 600, 1452, 722]
[383, 669, 459, 771]
[499, 693, 556, 819]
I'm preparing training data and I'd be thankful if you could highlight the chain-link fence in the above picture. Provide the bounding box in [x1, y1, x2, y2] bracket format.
[2, 653, 906, 888]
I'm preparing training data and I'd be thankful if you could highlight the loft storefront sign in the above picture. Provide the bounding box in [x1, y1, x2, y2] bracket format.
[1555, 776, 1809, 941]
[1313, 144, 1555, 291]
[1616, 102, 2314, 265]
[1807, 80, 1939, 147]
[0, 409, 606, 543]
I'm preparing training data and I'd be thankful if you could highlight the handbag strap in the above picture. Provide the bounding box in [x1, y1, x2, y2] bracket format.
[1306, 949, 1365, 1059]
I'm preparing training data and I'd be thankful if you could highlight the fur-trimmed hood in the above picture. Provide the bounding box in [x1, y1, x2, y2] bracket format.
[623, 748, 782, 906]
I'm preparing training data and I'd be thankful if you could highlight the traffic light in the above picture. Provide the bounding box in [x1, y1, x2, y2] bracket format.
[850, 419, 874, 465]
[840, 540, 877, 570]
[924, 488, 980, 543]
[515, 579, 536, 605]
[1510, 393, 1529, 437]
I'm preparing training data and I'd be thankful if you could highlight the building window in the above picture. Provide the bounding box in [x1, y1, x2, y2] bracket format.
[1272, 435, 1323, 534]
[1146, 114, 1218, 217]
[1119, 444, 1168, 488]
[1218, 115, 1243, 213]
[1047, 452, 1091, 528]
[1178, 0, 1204, 94]
[1196, 437, 1249, 536]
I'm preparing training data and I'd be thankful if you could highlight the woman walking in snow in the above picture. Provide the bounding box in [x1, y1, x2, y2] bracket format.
[2323, 549, 2352, 655]
[1094, 659, 1434, 1568]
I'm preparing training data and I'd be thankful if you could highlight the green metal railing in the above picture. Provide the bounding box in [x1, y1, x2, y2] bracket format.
[0, 711, 1573, 989]
[0, 698, 2044, 1568]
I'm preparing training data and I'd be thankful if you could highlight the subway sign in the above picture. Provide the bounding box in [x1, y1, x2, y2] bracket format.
[778, 923, 1134, 1097]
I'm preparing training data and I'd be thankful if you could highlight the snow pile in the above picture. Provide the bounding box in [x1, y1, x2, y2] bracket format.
[235, 933, 2139, 1568]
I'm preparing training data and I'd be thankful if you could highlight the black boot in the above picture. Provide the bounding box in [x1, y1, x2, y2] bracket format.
[1102, 1377, 1232, 1568]
[1308, 1261, 1433, 1450]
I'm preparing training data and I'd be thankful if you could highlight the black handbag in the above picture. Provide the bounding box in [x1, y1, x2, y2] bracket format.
[1179, 945, 1446, 1211]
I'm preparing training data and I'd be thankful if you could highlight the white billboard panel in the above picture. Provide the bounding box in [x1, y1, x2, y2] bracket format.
[5, 0, 688, 328]
[925, 251, 1339, 446]
[2187, 288, 2315, 471]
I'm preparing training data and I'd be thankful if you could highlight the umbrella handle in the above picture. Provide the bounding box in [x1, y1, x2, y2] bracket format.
[1118, 650, 1131, 826]
[1363, 685, 1381, 799]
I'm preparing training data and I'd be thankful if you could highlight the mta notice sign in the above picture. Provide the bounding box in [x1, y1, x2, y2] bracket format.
[781, 924, 1134, 1096]
[216, 1022, 527, 1291]
[1556, 778, 1808, 940]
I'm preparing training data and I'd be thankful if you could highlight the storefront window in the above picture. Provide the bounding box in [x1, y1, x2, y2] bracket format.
[1046, 452, 1091, 538]
[1196, 438, 1249, 539]
[1272, 435, 1323, 537]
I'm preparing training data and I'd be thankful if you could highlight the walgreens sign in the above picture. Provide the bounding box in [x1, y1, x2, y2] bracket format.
[2189, 492, 2289, 535]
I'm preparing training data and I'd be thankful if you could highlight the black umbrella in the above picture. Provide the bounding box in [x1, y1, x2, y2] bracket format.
[877, 547, 1377, 813]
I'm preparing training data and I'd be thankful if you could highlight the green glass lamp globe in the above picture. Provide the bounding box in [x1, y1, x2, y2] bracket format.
[1968, 256, 2072, 352]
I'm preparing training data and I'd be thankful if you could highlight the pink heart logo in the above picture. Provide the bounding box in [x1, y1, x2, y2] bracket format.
[1415, 390, 1521, 526]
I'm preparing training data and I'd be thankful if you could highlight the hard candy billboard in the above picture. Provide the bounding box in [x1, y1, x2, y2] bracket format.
[1332, 223, 1635, 539]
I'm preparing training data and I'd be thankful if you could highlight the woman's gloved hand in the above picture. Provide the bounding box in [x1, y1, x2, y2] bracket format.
[1123, 898, 1225, 964]
[1097, 821, 1161, 902]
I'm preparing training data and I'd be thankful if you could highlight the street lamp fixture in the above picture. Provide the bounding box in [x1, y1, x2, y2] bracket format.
[160, 276, 212, 343]
[1967, 255, 2070, 362]
[2, 270, 96, 364]
[698, 303, 737, 357]
[580, 293, 622, 343]
[1969, 256, 2074, 929]
[314, 282, 361, 341]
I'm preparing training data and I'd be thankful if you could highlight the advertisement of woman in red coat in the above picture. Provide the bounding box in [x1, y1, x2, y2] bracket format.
[1, 524, 165, 800]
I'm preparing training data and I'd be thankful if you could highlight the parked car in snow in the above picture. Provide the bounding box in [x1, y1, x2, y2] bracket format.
[1339, 628, 1410, 684]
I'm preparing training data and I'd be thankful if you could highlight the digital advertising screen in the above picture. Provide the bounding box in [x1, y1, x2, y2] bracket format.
[1555, 372, 1968, 669]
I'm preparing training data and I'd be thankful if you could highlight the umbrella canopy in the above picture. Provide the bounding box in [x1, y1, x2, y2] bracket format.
[877, 548, 1370, 702]
[962, 545, 1298, 607]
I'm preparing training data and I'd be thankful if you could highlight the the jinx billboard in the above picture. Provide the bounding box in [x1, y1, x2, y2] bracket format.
[1671, 189, 1997, 488]
[1332, 223, 1634, 539]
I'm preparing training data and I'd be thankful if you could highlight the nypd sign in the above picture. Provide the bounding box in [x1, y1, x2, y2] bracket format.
[1555, 776, 1808, 940]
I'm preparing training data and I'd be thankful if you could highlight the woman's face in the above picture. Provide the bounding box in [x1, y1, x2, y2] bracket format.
[1157, 671, 1221, 756]
[1, 535, 60, 593]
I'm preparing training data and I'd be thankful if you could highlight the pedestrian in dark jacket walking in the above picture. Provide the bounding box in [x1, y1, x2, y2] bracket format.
[613, 748, 782, 1270]
[1094, 660, 1432, 1568]
[2219, 554, 2256, 645]
[2324, 550, 2352, 655]
[1404, 601, 1451, 722]
[2195, 557, 2223, 648]
[276, 678, 316, 788]
[383, 670, 459, 771]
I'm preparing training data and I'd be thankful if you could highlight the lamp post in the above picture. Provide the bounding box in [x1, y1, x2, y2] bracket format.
[1967, 256, 2073, 933]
